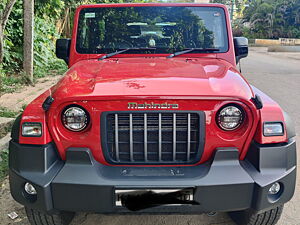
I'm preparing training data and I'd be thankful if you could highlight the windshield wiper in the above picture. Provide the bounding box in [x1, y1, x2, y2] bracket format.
[167, 48, 220, 58]
[99, 47, 156, 60]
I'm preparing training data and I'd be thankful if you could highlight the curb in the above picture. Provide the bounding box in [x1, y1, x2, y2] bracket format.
[268, 46, 300, 52]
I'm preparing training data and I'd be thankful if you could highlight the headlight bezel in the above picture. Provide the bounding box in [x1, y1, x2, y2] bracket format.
[216, 104, 245, 131]
[61, 104, 90, 132]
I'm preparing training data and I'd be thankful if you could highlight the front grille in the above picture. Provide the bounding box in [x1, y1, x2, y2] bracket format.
[101, 111, 205, 164]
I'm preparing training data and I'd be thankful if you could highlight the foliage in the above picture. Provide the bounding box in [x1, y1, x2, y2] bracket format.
[33, 16, 67, 78]
[213, 0, 300, 39]
[241, 0, 300, 39]
[0, 106, 19, 117]
[0, 0, 68, 94]
[0, 73, 28, 94]
[1, 0, 23, 74]
[35, 0, 65, 19]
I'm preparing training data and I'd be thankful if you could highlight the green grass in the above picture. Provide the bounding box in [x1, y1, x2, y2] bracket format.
[0, 107, 19, 118]
[0, 60, 67, 95]
[0, 75, 28, 94]
[0, 107, 18, 139]
[0, 126, 11, 139]
[34, 60, 67, 78]
[0, 150, 9, 182]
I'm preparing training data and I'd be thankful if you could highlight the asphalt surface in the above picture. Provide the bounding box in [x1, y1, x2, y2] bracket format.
[68, 48, 300, 225]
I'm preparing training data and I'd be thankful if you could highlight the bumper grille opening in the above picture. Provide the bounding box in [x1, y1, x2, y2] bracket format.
[102, 112, 204, 164]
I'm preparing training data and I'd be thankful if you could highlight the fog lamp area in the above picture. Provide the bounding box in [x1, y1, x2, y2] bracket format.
[267, 182, 283, 203]
[269, 182, 281, 195]
[24, 182, 37, 195]
[263, 122, 284, 136]
[21, 122, 42, 137]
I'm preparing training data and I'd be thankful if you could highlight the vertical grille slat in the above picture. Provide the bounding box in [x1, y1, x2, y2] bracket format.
[173, 113, 176, 161]
[105, 111, 202, 164]
[129, 113, 133, 162]
[187, 113, 191, 161]
[144, 113, 148, 162]
[158, 113, 162, 162]
[115, 114, 120, 161]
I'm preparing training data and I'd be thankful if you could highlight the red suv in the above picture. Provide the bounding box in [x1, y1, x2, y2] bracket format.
[9, 3, 296, 225]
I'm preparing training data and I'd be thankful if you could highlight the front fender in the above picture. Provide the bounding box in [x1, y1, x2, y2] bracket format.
[251, 85, 294, 144]
[17, 90, 53, 145]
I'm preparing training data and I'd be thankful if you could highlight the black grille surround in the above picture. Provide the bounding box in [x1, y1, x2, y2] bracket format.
[101, 111, 205, 165]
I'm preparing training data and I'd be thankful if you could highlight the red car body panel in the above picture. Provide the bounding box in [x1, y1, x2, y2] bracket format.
[251, 86, 287, 144]
[19, 3, 288, 166]
[19, 90, 53, 145]
[51, 58, 253, 100]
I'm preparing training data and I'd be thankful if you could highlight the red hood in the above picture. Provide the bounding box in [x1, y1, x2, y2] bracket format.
[52, 57, 253, 101]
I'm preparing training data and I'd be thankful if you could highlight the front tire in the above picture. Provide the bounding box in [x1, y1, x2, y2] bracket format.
[229, 205, 283, 225]
[25, 207, 74, 225]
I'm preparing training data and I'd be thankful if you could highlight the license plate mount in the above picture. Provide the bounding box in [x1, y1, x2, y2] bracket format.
[115, 188, 194, 207]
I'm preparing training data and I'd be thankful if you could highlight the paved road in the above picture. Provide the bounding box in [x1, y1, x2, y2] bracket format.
[69, 48, 300, 225]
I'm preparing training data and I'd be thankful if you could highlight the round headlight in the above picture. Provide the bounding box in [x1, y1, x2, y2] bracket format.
[217, 105, 244, 131]
[62, 105, 89, 132]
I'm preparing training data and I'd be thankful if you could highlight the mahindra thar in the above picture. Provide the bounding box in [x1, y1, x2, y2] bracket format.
[9, 3, 296, 225]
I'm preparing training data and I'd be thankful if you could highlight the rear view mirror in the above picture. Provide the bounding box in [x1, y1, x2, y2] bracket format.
[56, 39, 71, 64]
[234, 37, 248, 64]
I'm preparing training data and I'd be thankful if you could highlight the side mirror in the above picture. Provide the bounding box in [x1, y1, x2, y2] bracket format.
[234, 37, 248, 64]
[56, 39, 71, 64]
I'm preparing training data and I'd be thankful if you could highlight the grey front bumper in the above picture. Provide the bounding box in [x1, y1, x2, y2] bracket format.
[9, 139, 296, 214]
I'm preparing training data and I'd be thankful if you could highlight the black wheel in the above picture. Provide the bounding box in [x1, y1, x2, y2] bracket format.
[25, 207, 74, 225]
[229, 205, 283, 225]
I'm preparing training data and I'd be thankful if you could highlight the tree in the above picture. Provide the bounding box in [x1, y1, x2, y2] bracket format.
[249, 2, 274, 38]
[0, 0, 17, 64]
[241, 0, 300, 39]
[23, 0, 34, 83]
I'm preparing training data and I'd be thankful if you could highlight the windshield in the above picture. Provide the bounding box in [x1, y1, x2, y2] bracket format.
[76, 6, 229, 54]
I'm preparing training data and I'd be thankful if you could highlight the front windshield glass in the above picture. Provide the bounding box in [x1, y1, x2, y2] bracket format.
[76, 6, 228, 54]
